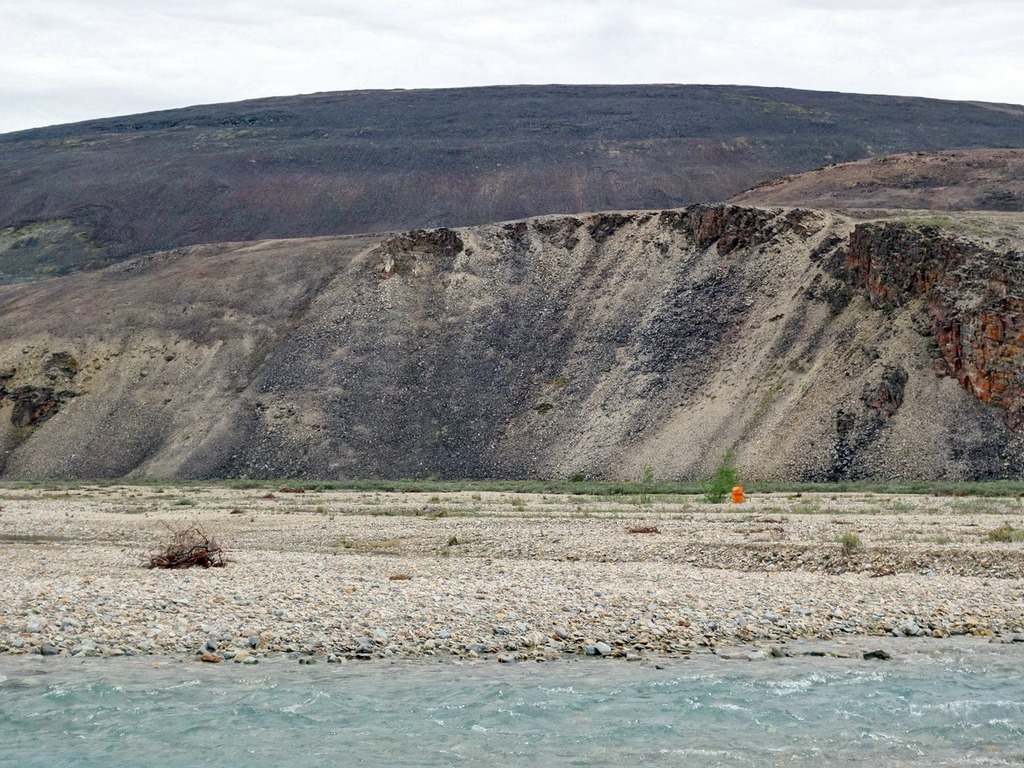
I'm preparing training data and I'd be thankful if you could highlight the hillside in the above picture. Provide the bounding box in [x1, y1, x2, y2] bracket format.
[3, 85, 1024, 282]
[732, 149, 1024, 211]
[1, 205, 1021, 481]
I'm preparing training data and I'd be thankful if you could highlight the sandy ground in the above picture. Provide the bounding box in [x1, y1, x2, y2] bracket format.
[2, 485, 1023, 663]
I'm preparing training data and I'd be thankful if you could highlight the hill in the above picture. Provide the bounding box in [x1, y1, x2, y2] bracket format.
[2, 85, 1024, 282]
[731, 149, 1024, 211]
[2, 205, 1021, 481]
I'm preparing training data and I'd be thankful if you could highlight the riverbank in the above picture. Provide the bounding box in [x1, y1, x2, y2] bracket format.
[2, 485, 1023, 662]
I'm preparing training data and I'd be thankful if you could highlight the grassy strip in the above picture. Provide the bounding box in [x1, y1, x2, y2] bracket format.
[2, 477, 1024, 498]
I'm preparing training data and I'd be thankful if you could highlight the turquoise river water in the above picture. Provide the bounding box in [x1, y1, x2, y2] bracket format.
[1, 643, 1022, 766]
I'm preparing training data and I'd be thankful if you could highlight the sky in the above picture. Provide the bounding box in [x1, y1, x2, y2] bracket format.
[2, 0, 1023, 134]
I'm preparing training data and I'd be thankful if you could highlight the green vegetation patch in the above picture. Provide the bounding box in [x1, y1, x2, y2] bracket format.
[983, 523, 1024, 543]
[899, 214, 956, 230]
[0, 219, 104, 283]
[838, 529, 862, 555]
[703, 450, 739, 504]
[4, 478, 1024, 500]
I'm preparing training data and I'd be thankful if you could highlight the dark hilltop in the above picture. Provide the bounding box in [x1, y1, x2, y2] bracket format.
[2, 84, 1023, 282]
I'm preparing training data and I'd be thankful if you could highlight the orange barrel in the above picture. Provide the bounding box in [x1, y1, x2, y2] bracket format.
[731, 486, 745, 504]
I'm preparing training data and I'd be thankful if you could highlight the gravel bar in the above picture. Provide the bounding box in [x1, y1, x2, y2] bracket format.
[2, 486, 1024, 664]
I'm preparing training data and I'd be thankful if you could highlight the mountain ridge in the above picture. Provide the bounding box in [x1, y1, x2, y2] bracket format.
[3, 84, 1023, 283]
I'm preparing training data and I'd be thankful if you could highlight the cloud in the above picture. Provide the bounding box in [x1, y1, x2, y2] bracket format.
[1, 0, 1022, 133]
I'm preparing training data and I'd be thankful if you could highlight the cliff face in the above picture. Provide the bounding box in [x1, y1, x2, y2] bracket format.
[829, 222, 1024, 429]
[0, 206, 1021, 481]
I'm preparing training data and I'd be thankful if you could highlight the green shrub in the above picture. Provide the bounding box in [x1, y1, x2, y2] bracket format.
[983, 523, 1024, 543]
[838, 529, 861, 555]
[638, 465, 655, 505]
[703, 450, 739, 504]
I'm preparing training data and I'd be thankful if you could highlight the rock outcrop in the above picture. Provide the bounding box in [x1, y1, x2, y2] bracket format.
[0, 353, 81, 428]
[828, 221, 1024, 428]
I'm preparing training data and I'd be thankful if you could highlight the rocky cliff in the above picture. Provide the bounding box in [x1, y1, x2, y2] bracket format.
[828, 219, 1024, 429]
[0, 206, 1021, 481]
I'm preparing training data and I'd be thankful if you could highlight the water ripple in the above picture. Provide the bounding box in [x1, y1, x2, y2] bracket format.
[0, 652, 1022, 766]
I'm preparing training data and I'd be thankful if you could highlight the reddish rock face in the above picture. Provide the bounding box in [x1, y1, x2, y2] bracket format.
[659, 205, 821, 255]
[831, 222, 1024, 428]
[691, 206, 775, 254]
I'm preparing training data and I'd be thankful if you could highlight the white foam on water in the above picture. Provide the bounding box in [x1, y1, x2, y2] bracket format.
[710, 701, 751, 713]
[165, 679, 203, 690]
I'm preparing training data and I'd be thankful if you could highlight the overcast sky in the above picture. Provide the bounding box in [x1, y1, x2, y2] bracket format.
[2, 0, 1022, 134]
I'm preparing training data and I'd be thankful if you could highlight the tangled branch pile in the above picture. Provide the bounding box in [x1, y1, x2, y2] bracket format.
[147, 523, 227, 569]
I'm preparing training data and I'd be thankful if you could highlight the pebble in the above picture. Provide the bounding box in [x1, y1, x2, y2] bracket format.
[897, 621, 925, 637]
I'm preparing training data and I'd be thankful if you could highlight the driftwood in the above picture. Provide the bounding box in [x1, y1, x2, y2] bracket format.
[147, 523, 227, 569]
